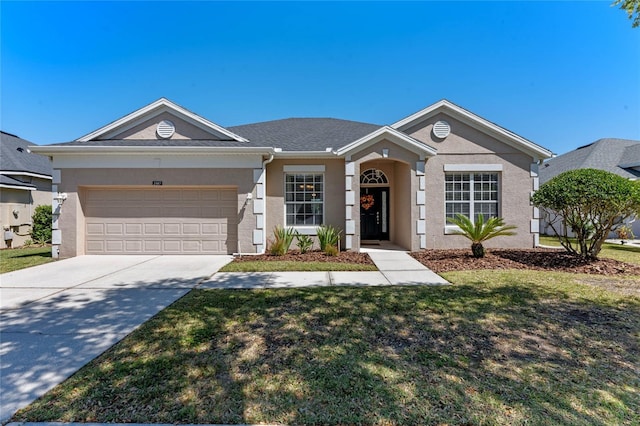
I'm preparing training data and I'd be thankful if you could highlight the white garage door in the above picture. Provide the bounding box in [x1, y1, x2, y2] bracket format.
[84, 188, 237, 254]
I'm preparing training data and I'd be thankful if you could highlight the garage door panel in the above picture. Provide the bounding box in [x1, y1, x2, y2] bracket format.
[144, 191, 164, 201]
[181, 191, 200, 201]
[86, 223, 105, 235]
[86, 240, 105, 252]
[162, 240, 181, 252]
[125, 223, 143, 235]
[220, 190, 237, 201]
[141, 240, 159, 252]
[106, 240, 125, 253]
[182, 241, 201, 252]
[125, 240, 143, 252]
[143, 223, 162, 235]
[201, 191, 220, 201]
[85, 188, 237, 254]
[182, 223, 200, 234]
[105, 223, 124, 235]
[202, 223, 221, 235]
[163, 223, 181, 234]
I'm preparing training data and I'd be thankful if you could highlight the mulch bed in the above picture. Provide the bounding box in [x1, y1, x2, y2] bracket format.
[411, 248, 640, 276]
[232, 247, 639, 276]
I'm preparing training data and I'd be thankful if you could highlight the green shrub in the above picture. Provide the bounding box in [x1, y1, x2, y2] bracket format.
[296, 233, 313, 254]
[316, 225, 342, 253]
[31, 205, 52, 246]
[447, 213, 517, 258]
[532, 169, 640, 259]
[269, 226, 295, 256]
[324, 244, 339, 257]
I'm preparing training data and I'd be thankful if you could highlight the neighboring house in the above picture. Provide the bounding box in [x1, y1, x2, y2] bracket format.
[538, 138, 640, 238]
[31, 98, 553, 258]
[0, 131, 53, 248]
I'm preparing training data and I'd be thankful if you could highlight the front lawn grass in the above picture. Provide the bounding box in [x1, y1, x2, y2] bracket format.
[539, 235, 640, 265]
[13, 271, 639, 425]
[220, 260, 378, 272]
[0, 246, 52, 273]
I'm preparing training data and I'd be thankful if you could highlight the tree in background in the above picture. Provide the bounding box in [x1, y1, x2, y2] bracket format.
[613, 0, 640, 27]
[31, 205, 52, 246]
[532, 169, 640, 259]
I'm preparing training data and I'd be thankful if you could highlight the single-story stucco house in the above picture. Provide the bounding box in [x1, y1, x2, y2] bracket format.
[31, 98, 553, 258]
[1, 131, 53, 248]
[539, 138, 640, 238]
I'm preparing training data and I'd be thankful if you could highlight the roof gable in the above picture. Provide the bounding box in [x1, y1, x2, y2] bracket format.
[391, 99, 553, 160]
[77, 98, 248, 142]
[335, 126, 437, 158]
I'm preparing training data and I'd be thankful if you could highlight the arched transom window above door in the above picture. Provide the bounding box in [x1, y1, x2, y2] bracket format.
[360, 168, 388, 185]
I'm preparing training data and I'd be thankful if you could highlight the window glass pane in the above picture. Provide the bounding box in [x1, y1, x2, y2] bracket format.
[285, 173, 324, 226]
[446, 172, 498, 224]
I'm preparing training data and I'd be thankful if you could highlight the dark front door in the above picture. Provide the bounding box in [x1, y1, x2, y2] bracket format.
[360, 187, 389, 240]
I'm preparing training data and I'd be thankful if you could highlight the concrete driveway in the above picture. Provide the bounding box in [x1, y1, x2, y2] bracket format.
[0, 255, 231, 422]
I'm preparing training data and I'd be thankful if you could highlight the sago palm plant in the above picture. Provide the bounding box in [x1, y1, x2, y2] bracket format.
[447, 213, 517, 258]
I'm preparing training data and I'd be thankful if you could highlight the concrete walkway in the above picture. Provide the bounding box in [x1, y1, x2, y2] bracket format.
[200, 246, 448, 289]
[0, 256, 232, 422]
[1, 249, 446, 422]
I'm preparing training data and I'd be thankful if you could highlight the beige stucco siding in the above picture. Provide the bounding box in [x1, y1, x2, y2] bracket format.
[56, 168, 255, 257]
[407, 113, 537, 249]
[406, 112, 525, 156]
[1, 177, 52, 248]
[265, 159, 345, 248]
[110, 112, 221, 140]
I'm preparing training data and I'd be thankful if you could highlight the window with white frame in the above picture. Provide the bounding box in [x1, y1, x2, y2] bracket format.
[445, 172, 499, 223]
[285, 173, 324, 226]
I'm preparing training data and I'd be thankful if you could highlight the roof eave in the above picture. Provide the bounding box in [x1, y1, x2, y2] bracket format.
[76, 98, 250, 143]
[273, 149, 337, 159]
[30, 146, 275, 155]
[0, 171, 52, 180]
[335, 126, 437, 158]
[0, 183, 37, 191]
[392, 100, 554, 160]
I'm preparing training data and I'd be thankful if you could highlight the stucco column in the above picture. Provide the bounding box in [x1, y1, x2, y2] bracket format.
[416, 160, 427, 249]
[344, 160, 356, 250]
[252, 168, 266, 253]
[51, 169, 61, 259]
[530, 162, 540, 247]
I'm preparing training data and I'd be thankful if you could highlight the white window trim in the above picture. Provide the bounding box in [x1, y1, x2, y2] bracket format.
[283, 165, 326, 173]
[443, 164, 503, 172]
[284, 170, 325, 230]
[444, 171, 501, 233]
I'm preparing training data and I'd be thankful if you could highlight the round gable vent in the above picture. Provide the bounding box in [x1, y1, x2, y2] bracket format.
[156, 120, 175, 139]
[432, 120, 451, 139]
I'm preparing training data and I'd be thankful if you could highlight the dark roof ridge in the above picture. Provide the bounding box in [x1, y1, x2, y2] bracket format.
[229, 116, 382, 128]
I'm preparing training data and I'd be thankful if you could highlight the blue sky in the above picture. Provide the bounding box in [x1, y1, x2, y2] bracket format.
[1, 1, 639, 155]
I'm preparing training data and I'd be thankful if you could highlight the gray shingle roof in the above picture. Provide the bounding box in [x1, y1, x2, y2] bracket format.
[1, 131, 52, 176]
[46, 118, 384, 152]
[539, 138, 640, 184]
[0, 174, 37, 189]
[48, 139, 256, 148]
[228, 118, 383, 151]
